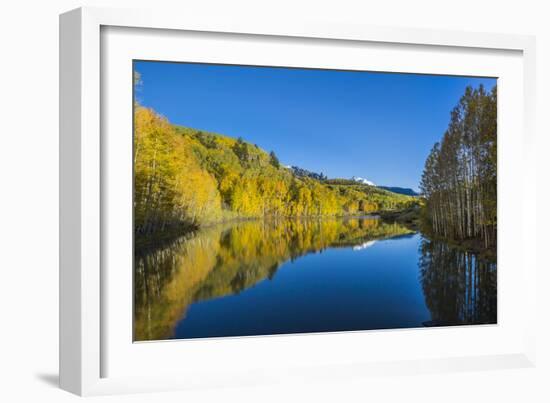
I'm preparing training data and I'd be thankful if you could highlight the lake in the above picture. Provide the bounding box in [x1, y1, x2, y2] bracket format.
[134, 217, 497, 341]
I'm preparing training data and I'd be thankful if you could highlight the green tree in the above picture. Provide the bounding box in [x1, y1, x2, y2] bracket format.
[269, 150, 280, 168]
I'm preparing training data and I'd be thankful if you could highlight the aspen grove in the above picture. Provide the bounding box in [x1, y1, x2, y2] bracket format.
[420, 85, 497, 249]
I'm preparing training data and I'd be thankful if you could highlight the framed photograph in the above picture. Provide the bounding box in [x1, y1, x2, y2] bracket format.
[60, 7, 537, 396]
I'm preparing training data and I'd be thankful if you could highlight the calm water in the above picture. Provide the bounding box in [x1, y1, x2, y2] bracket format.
[134, 217, 497, 341]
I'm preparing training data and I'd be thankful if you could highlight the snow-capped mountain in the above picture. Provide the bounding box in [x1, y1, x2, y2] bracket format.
[351, 176, 376, 186]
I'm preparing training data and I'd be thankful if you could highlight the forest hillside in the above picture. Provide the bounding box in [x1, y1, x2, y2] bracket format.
[134, 106, 417, 239]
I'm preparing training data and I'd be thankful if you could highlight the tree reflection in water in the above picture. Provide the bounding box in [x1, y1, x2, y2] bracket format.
[418, 237, 497, 327]
[134, 218, 498, 341]
[134, 217, 413, 341]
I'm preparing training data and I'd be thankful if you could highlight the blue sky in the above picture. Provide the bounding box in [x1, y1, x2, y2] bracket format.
[134, 61, 496, 191]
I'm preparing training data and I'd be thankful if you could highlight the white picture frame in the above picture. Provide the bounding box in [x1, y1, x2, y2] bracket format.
[60, 6, 537, 396]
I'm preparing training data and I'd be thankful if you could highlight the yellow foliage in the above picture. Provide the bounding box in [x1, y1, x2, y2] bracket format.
[134, 217, 414, 340]
[134, 105, 417, 238]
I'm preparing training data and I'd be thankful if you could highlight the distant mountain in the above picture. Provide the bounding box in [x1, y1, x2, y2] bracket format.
[378, 186, 419, 196]
[288, 165, 327, 181]
[351, 176, 376, 186]
[346, 176, 419, 196]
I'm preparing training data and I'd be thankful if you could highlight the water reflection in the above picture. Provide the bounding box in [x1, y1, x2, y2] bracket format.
[134, 218, 497, 341]
[134, 217, 413, 341]
[418, 237, 497, 326]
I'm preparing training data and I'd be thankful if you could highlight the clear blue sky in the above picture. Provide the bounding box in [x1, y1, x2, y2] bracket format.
[134, 61, 496, 191]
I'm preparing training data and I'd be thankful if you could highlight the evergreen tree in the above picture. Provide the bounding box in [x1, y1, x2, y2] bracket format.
[269, 151, 280, 168]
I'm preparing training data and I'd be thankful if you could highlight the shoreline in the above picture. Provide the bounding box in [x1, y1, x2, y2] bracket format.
[135, 212, 395, 250]
[378, 207, 496, 260]
[135, 211, 495, 262]
[418, 227, 497, 261]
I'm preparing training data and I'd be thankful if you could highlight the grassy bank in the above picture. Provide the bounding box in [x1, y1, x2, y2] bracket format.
[380, 205, 496, 260]
[418, 224, 497, 261]
[379, 205, 422, 231]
